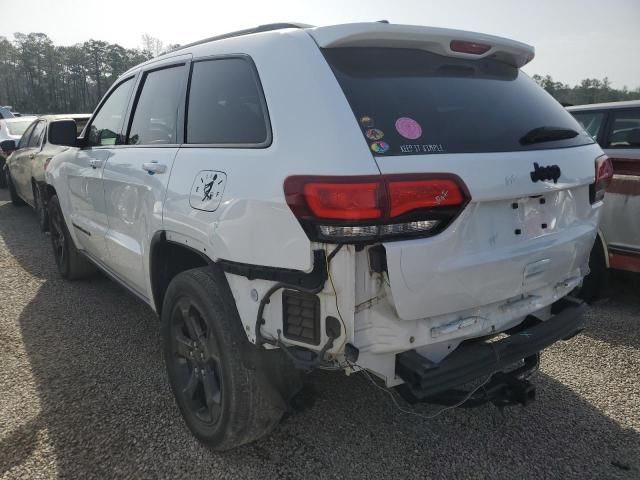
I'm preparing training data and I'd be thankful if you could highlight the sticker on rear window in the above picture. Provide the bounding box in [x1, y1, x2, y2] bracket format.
[359, 115, 374, 128]
[400, 144, 445, 154]
[395, 117, 422, 140]
[365, 128, 384, 141]
[370, 141, 389, 154]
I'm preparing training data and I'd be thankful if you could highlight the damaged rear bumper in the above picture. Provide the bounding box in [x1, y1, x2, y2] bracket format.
[395, 297, 586, 404]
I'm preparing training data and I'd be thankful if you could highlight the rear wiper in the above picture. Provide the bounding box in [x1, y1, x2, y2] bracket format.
[520, 126, 579, 145]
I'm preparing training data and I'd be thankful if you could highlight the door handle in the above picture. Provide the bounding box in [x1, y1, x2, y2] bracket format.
[29, 153, 35, 159]
[88, 159, 103, 169]
[142, 162, 167, 175]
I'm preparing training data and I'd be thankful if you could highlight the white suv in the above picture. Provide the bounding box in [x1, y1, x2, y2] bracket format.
[44, 22, 610, 449]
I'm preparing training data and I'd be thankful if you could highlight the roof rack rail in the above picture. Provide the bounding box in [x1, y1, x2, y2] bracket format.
[163, 22, 314, 55]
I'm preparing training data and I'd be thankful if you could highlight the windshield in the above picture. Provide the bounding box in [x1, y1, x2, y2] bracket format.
[6, 120, 34, 136]
[324, 47, 593, 155]
[0, 106, 15, 119]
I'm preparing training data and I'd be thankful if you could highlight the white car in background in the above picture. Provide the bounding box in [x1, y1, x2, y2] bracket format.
[0, 116, 38, 188]
[568, 100, 640, 299]
[43, 22, 608, 450]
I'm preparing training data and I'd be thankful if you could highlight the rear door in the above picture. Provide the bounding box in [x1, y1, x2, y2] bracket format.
[324, 46, 602, 320]
[101, 59, 189, 298]
[600, 108, 640, 270]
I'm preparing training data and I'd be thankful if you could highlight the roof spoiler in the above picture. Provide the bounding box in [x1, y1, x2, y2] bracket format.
[307, 23, 535, 68]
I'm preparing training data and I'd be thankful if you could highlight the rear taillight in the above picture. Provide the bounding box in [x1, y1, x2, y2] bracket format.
[590, 155, 613, 203]
[284, 174, 470, 243]
[303, 182, 382, 220]
[450, 40, 491, 55]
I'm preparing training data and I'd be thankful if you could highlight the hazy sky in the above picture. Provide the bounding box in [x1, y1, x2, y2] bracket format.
[2, 0, 639, 88]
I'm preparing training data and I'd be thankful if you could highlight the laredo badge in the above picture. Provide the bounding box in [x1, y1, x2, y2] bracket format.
[190, 170, 227, 211]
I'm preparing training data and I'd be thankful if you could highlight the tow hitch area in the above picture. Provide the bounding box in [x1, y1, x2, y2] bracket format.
[397, 355, 539, 408]
[395, 298, 585, 408]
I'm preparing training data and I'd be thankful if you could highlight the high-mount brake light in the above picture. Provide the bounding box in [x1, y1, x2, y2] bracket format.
[284, 174, 470, 243]
[590, 154, 614, 204]
[450, 40, 491, 55]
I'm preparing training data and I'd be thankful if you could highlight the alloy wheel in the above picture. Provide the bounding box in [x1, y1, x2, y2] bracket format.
[35, 187, 46, 228]
[170, 297, 223, 425]
[49, 204, 66, 268]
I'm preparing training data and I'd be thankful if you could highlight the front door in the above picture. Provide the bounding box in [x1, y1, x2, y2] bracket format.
[66, 76, 137, 261]
[102, 61, 188, 298]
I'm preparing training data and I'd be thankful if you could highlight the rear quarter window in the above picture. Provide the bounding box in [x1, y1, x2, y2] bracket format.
[185, 57, 269, 146]
[324, 47, 593, 155]
[606, 109, 640, 148]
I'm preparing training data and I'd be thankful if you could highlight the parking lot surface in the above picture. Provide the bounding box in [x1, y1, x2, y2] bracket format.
[0, 189, 638, 479]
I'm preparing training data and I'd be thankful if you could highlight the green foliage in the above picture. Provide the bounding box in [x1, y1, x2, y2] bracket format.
[0, 33, 153, 114]
[532, 74, 640, 106]
[1, 32, 638, 114]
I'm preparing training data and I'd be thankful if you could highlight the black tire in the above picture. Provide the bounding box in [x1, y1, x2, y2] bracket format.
[33, 183, 49, 232]
[575, 236, 608, 303]
[162, 267, 287, 450]
[0, 164, 7, 189]
[6, 169, 25, 206]
[48, 195, 96, 280]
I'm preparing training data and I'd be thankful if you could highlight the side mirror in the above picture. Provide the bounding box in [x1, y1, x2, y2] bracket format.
[48, 119, 78, 147]
[0, 139, 16, 154]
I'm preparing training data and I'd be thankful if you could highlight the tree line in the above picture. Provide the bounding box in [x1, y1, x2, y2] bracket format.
[532, 74, 640, 106]
[0, 33, 172, 114]
[0, 33, 638, 115]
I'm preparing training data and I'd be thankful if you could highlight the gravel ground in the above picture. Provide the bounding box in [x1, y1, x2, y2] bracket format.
[0, 188, 639, 479]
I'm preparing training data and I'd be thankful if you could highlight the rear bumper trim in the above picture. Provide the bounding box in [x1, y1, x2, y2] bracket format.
[395, 297, 586, 400]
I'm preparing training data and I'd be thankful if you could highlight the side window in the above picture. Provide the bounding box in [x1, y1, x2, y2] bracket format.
[607, 109, 640, 148]
[186, 57, 269, 145]
[87, 78, 135, 147]
[128, 65, 185, 145]
[27, 121, 46, 148]
[18, 122, 37, 149]
[571, 111, 605, 141]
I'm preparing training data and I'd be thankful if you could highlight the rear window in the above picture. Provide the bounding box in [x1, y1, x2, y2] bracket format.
[324, 48, 593, 155]
[6, 120, 33, 136]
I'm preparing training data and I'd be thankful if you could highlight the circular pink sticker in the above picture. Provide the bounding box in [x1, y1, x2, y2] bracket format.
[395, 117, 422, 140]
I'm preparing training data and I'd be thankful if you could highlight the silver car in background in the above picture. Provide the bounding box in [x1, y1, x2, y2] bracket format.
[0, 116, 38, 188]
